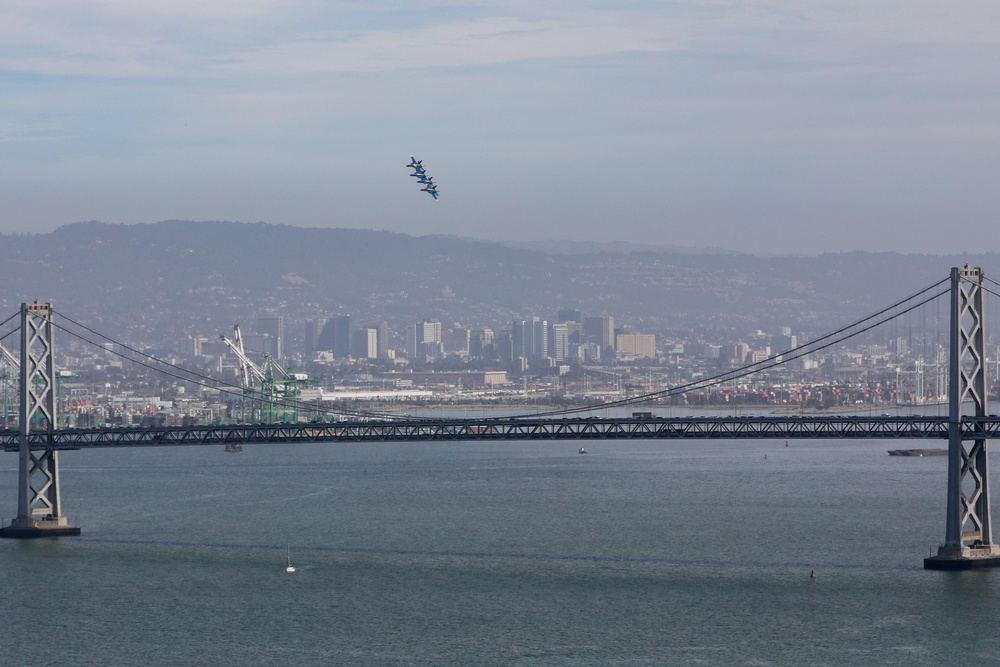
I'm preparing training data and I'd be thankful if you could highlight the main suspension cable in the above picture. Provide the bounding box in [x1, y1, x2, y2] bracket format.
[50, 315, 404, 421]
[507, 280, 951, 419]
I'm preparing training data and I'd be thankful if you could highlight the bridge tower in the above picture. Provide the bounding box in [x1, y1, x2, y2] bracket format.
[0, 302, 80, 538]
[925, 267, 1000, 568]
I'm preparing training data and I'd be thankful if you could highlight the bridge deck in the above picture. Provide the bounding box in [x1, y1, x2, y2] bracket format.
[0, 415, 988, 450]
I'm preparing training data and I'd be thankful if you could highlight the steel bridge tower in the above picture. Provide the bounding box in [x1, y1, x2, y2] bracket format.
[0, 302, 80, 538]
[925, 267, 1000, 568]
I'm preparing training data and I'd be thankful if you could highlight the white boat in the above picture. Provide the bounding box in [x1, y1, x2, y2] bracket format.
[285, 545, 296, 573]
[579, 447, 587, 454]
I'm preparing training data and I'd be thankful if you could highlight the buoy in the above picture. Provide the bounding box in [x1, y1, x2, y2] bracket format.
[810, 570, 815, 578]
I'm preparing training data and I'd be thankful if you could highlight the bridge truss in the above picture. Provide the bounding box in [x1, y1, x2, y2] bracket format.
[2, 269, 1000, 569]
[0, 415, 974, 449]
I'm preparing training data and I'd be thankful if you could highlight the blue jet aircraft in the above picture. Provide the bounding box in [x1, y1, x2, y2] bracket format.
[407, 156, 439, 200]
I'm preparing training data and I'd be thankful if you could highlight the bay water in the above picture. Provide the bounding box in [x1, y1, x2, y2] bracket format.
[2, 437, 998, 665]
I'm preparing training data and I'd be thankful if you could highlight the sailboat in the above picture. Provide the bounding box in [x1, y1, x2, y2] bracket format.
[285, 545, 296, 573]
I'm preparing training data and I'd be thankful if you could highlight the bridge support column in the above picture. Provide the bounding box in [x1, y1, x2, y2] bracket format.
[0, 302, 79, 538]
[925, 267, 1000, 569]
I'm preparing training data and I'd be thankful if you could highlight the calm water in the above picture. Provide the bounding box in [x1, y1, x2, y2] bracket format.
[2, 438, 999, 666]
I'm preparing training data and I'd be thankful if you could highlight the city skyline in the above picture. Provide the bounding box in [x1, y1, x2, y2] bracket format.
[1, 2, 999, 254]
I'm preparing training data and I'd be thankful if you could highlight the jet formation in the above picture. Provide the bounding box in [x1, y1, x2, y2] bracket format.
[406, 156, 439, 200]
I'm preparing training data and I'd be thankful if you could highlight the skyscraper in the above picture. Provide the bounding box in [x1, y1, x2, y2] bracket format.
[352, 328, 378, 359]
[331, 316, 352, 358]
[512, 317, 549, 363]
[254, 316, 284, 360]
[550, 323, 569, 362]
[407, 321, 443, 360]
[557, 309, 582, 324]
[583, 316, 614, 352]
[303, 320, 319, 353]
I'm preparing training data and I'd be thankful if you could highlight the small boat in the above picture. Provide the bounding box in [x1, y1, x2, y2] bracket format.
[225, 442, 243, 453]
[578, 447, 587, 454]
[285, 545, 296, 573]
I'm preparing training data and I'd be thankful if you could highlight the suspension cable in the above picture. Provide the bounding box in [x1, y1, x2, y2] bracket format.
[0, 310, 19, 331]
[44, 273, 955, 423]
[50, 317, 405, 421]
[506, 280, 951, 419]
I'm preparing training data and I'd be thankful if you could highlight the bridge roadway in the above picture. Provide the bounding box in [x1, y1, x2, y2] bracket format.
[1, 414, 996, 451]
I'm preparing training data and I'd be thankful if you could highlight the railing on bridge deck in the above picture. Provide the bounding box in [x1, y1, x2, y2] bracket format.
[1, 415, 984, 450]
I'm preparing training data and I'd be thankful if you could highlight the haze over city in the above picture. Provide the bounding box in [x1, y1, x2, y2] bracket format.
[2, 1, 999, 254]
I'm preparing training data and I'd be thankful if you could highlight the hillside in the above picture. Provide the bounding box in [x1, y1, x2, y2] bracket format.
[0, 220, 986, 347]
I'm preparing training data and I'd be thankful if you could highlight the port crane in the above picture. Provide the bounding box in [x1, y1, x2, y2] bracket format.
[220, 325, 311, 423]
[0, 342, 17, 427]
[0, 342, 80, 427]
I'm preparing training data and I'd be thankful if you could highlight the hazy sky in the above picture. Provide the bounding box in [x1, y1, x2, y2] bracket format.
[1, 1, 999, 254]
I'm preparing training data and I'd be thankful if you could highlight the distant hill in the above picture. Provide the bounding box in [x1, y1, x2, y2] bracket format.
[496, 238, 736, 256]
[0, 221, 988, 348]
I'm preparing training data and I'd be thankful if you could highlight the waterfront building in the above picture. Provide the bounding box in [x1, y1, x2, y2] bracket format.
[396, 371, 508, 388]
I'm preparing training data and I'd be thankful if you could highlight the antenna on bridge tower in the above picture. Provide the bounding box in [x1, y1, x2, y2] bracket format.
[926, 266, 1000, 569]
[0, 302, 80, 538]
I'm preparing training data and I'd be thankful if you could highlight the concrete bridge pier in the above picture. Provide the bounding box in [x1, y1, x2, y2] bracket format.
[925, 267, 1000, 569]
[0, 302, 79, 538]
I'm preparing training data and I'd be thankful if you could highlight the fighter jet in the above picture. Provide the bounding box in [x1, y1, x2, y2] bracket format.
[407, 155, 439, 200]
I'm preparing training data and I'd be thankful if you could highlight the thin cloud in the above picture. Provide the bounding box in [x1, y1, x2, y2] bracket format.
[0, 4, 683, 79]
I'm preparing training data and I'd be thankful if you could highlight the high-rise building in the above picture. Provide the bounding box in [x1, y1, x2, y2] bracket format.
[254, 316, 284, 360]
[511, 320, 528, 361]
[331, 316, 352, 358]
[407, 321, 443, 360]
[530, 317, 548, 362]
[512, 318, 548, 363]
[550, 323, 569, 362]
[369, 321, 390, 358]
[470, 328, 495, 359]
[583, 316, 614, 352]
[446, 327, 471, 355]
[557, 309, 583, 324]
[352, 328, 378, 359]
[242, 332, 279, 359]
[726, 341, 750, 364]
[303, 320, 319, 353]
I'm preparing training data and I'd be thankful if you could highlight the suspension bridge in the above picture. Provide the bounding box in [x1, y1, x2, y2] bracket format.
[0, 266, 998, 570]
